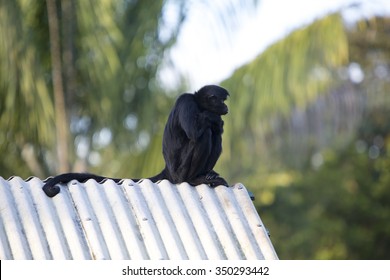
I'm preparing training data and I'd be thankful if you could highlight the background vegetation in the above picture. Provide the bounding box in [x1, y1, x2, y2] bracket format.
[1, 0, 389, 259]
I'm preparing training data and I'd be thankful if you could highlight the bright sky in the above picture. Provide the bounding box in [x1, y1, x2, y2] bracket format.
[162, 0, 390, 90]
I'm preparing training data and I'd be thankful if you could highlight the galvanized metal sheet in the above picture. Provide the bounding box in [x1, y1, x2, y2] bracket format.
[0, 176, 278, 260]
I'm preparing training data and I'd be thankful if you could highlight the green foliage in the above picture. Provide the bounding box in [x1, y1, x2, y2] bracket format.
[220, 14, 349, 179]
[0, 0, 54, 177]
[0, 0, 258, 179]
[0, 0, 176, 178]
[220, 14, 390, 259]
[70, 0, 172, 178]
[261, 107, 390, 259]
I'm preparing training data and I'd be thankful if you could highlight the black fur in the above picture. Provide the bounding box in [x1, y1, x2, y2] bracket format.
[43, 85, 229, 197]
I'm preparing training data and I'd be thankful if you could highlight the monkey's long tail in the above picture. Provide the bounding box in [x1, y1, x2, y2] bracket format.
[42, 169, 169, 197]
[42, 171, 170, 198]
[42, 173, 129, 198]
[147, 168, 169, 183]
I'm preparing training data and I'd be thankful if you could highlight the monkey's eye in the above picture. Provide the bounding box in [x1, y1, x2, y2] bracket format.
[209, 95, 217, 101]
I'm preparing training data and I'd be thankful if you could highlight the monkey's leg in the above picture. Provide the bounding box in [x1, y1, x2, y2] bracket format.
[184, 129, 213, 181]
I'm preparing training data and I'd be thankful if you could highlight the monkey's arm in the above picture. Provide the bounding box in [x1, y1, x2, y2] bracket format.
[175, 95, 215, 141]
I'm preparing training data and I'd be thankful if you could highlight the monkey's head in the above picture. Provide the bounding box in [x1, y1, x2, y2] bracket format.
[195, 85, 229, 115]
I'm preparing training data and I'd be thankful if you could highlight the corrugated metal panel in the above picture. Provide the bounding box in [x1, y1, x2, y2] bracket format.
[0, 176, 278, 260]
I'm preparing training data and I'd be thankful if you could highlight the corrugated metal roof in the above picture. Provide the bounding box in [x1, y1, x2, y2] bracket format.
[0, 176, 278, 260]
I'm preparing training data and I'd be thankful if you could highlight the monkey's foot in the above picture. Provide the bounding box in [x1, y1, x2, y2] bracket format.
[205, 170, 220, 180]
[208, 176, 229, 188]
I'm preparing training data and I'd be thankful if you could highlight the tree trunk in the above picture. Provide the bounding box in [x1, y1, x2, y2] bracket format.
[46, 0, 70, 173]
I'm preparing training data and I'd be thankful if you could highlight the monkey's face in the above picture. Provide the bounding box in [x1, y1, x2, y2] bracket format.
[208, 94, 228, 115]
[196, 85, 229, 115]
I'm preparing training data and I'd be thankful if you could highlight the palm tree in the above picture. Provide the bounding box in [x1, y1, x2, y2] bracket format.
[0, 0, 258, 179]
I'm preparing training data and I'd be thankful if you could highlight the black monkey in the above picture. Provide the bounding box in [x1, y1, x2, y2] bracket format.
[149, 84, 229, 187]
[42, 85, 229, 197]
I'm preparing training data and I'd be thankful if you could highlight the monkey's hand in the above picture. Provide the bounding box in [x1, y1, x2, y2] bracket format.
[200, 111, 223, 133]
[200, 111, 222, 124]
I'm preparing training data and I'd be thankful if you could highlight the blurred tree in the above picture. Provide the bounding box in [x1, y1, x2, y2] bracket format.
[221, 13, 349, 182]
[220, 14, 390, 184]
[46, 0, 70, 173]
[1, 0, 176, 178]
[220, 14, 390, 259]
[0, 0, 54, 178]
[0, 0, 257, 179]
[262, 106, 390, 259]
